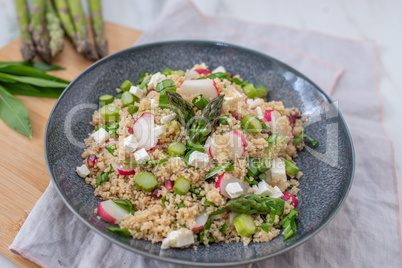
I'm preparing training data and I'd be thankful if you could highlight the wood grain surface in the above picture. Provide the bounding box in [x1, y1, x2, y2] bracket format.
[0, 21, 142, 267]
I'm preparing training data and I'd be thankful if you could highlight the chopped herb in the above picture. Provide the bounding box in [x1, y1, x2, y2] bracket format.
[177, 202, 186, 208]
[104, 142, 117, 155]
[158, 79, 177, 109]
[136, 71, 147, 85]
[220, 223, 228, 234]
[266, 133, 279, 144]
[257, 210, 276, 233]
[205, 162, 234, 179]
[189, 187, 204, 199]
[173, 221, 187, 228]
[161, 196, 169, 205]
[204, 200, 217, 207]
[161, 68, 174, 76]
[124, 157, 169, 165]
[106, 227, 131, 237]
[192, 94, 209, 110]
[207, 72, 231, 81]
[218, 115, 230, 125]
[113, 199, 135, 215]
[231, 77, 248, 87]
[244, 176, 258, 186]
[204, 208, 225, 230]
[293, 131, 318, 147]
[96, 164, 114, 187]
[286, 185, 294, 192]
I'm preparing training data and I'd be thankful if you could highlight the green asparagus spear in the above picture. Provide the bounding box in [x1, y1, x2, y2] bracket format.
[67, 0, 98, 61]
[188, 95, 224, 144]
[53, 0, 76, 44]
[15, 0, 36, 62]
[225, 194, 285, 215]
[29, 0, 51, 63]
[45, 0, 64, 57]
[88, 0, 108, 58]
[166, 91, 195, 127]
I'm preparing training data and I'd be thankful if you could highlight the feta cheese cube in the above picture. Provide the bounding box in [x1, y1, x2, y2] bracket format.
[161, 229, 194, 249]
[147, 72, 167, 89]
[188, 151, 209, 168]
[153, 125, 166, 138]
[225, 182, 244, 199]
[134, 148, 150, 164]
[76, 164, 90, 178]
[271, 158, 287, 183]
[212, 66, 226, 73]
[269, 186, 284, 198]
[256, 107, 264, 120]
[123, 135, 139, 153]
[161, 113, 177, 125]
[247, 98, 264, 109]
[129, 85, 144, 99]
[252, 181, 273, 196]
[150, 99, 158, 109]
[91, 128, 109, 145]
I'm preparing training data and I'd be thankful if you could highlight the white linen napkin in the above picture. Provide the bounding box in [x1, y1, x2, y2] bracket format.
[10, 0, 401, 267]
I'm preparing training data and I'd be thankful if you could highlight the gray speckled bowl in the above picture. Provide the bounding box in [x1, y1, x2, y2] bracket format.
[45, 41, 354, 266]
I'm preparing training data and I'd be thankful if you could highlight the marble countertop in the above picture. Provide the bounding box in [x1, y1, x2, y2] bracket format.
[1, 0, 401, 266]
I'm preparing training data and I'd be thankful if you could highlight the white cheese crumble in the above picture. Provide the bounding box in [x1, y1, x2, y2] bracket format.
[161, 229, 194, 249]
[256, 107, 264, 120]
[134, 148, 150, 164]
[161, 113, 177, 124]
[91, 128, 109, 145]
[147, 72, 166, 89]
[123, 135, 139, 153]
[188, 151, 209, 168]
[76, 164, 90, 178]
[212, 66, 226, 73]
[153, 125, 166, 138]
[225, 182, 244, 199]
[129, 85, 144, 99]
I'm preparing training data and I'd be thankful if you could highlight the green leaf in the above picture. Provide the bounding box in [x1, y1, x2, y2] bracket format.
[204, 208, 225, 230]
[0, 82, 63, 98]
[177, 202, 185, 208]
[113, 199, 135, 215]
[205, 162, 234, 179]
[0, 61, 65, 72]
[0, 64, 70, 83]
[219, 223, 228, 234]
[207, 72, 231, 81]
[106, 227, 131, 237]
[0, 73, 69, 88]
[0, 85, 32, 137]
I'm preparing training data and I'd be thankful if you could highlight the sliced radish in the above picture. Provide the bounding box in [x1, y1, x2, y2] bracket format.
[194, 69, 212, 76]
[215, 173, 249, 198]
[229, 130, 247, 158]
[192, 212, 209, 230]
[185, 69, 200, 79]
[264, 110, 274, 122]
[111, 159, 136, 176]
[265, 110, 280, 133]
[281, 192, 298, 207]
[178, 79, 219, 100]
[98, 200, 130, 224]
[208, 146, 216, 160]
[133, 112, 158, 150]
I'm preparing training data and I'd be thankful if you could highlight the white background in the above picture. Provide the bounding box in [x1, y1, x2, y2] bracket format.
[1, 0, 401, 266]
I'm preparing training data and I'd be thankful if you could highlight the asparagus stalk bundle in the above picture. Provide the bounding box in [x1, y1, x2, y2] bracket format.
[88, 0, 108, 58]
[225, 194, 285, 215]
[67, 0, 98, 61]
[15, 0, 36, 61]
[45, 0, 64, 57]
[166, 91, 195, 127]
[29, 0, 51, 63]
[52, 0, 76, 44]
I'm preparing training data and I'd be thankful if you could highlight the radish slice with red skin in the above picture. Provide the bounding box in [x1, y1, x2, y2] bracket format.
[281, 191, 298, 207]
[98, 200, 130, 224]
[264, 110, 274, 122]
[111, 160, 136, 176]
[194, 69, 212, 76]
[133, 112, 158, 151]
[209, 146, 216, 160]
[185, 69, 200, 79]
[229, 130, 247, 157]
[178, 79, 219, 100]
[192, 212, 209, 230]
[215, 173, 249, 198]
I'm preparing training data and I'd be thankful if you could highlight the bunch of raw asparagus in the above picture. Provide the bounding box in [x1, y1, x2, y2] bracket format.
[15, 0, 107, 63]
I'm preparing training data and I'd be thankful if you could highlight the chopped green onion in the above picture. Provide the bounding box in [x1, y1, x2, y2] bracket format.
[304, 134, 318, 147]
[183, 145, 204, 165]
[284, 160, 300, 177]
[96, 164, 113, 186]
[134, 172, 158, 192]
[204, 200, 217, 207]
[207, 72, 231, 81]
[177, 202, 186, 208]
[139, 74, 152, 90]
[95, 125, 107, 131]
[157, 79, 176, 109]
[244, 176, 258, 186]
[99, 94, 114, 106]
[124, 157, 169, 165]
[168, 142, 186, 157]
[120, 80, 133, 91]
[220, 223, 228, 234]
[255, 85, 268, 98]
[266, 133, 279, 144]
[241, 115, 262, 134]
[279, 209, 298, 240]
[258, 172, 267, 181]
[113, 199, 135, 215]
[189, 187, 204, 199]
[121, 91, 137, 106]
[293, 131, 318, 147]
[261, 121, 270, 131]
[256, 210, 276, 233]
[218, 115, 230, 125]
[127, 104, 139, 114]
[173, 177, 190, 195]
[192, 94, 209, 110]
[174, 70, 185, 76]
[205, 162, 234, 179]
[106, 227, 131, 237]
[100, 104, 120, 122]
[243, 83, 258, 99]
[104, 142, 117, 155]
[136, 71, 147, 85]
[286, 185, 294, 192]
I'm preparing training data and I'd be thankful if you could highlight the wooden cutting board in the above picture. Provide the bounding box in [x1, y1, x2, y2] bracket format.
[0, 21, 142, 268]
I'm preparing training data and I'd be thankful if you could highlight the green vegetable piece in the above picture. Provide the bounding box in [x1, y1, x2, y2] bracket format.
[243, 83, 258, 99]
[246, 158, 259, 178]
[192, 94, 209, 110]
[204, 208, 225, 230]
[205, 162, 234, 179]
[104, 142, 117, 155]
[136, 71, 147, 85]
[165, 91, 195, 126]
[218, 115, 230, 125]
[204, 200, 217, 207]
[134, 172, 158, 192]
[255, 85, 269, 98]
[100, 104, 119, 122]
[225, 194, 285, 215]
[267, 133, 279, 144]
[174, 70, 185, 76]
[0, 85, 32, 138]
[96, 171, 109, 186]
[177, 202, 186, 208]
[257, 210, 276, 233]
[99, 94, 114, 106]
[158, 79, 177, 109]
[220, 223, 228, 234]
[121, 91, 137, 106]
[127, 104, 139, 114]
[113, 199, 135, 215]
[257, 157, 271, 173]
[207, 72, 231, 81]
[146, 157, 170, 165]
[244, 176, 258, 186]
[161, 196, 169, 205]
[161, 68, 174, 76]
[293, 131, 318, 147]
[231, 77, 248, 87]
[139, 76, 151, 90]
[120, 80, 133, 91]
[168, 142, 186, 157]
[241, 115, 262, 134]
[284, 160, 300, 177]
[279, 209, 298, 240]
[173, 177, 190, 195]
[106, 227, 131, 237]
[233, 214, 256, 237]
[189, 187, 204, 199]
[114, 92, 123, 99]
